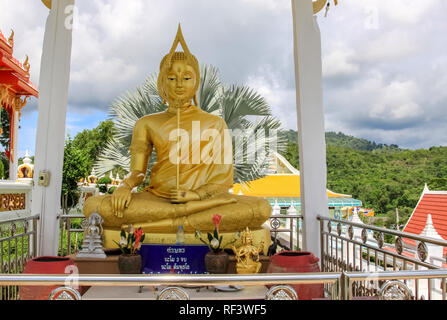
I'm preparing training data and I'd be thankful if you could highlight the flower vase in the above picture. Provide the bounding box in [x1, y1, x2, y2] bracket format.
[118, 254, 142, 274]
[204, 251, 229, 274]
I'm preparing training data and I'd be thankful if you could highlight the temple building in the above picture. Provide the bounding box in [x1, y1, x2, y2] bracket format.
[17, 150, 34, 183]
[232, 152, 362, 217]
[0, 29, 38, 180]
[401, 184, 447, 267]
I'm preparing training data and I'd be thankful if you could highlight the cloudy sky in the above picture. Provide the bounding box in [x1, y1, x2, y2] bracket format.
[0, 0, 446, 157]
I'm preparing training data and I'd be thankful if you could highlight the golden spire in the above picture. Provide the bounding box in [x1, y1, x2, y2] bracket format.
[23, 55, 30, 73]
[8, 29, 14, 48]
[168, 24, 192, 58]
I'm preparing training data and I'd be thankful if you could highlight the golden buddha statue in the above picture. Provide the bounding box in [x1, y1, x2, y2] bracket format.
[83, 25, 271, 247]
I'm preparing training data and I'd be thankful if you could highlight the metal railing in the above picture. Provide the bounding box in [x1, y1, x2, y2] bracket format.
[0, 215, 39, 300]
[269, 214, 303, 251]
[344, 270, 447, 300]
[318, 215, 447, 300]
[57, 214, 303, 257]
[58, 214, 85, 257]
[0, 272, 342, 300]
[3, 270, 447, 300]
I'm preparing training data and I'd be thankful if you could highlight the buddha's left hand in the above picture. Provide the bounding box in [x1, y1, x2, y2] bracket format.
[170, 189, 200, 203]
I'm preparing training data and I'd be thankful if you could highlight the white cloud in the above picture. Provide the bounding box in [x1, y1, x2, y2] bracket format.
[323, 48, 359, 77]
[369, 80, 422, 120]
[2, 0, 447, 151]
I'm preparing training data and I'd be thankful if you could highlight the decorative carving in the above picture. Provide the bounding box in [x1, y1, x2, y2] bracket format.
[327, 221, 332, 233]
[41, 0, 52, 9]
[379, 281, 411, 300]
[23, 55, 30, 72]
[270, 218, 281, 231]
[313, 0, 339, 14]
[8, 29, 14, 48]
[266, 285, 298, 300]
[417, 241, 428, 262]
[48, 287, 82, 300]
[395, 237, 403, 255]
[157, 287, 190, 300]
[361, 228, 367, 244]
[348, 225, 353, 240]
[337, 223, 342, 236]
[0, 194, 26, 212]
[377, 232, 384, 249]
[10, 223, 16, 236]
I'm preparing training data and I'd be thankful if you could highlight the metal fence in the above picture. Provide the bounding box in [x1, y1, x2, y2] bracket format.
[57, 214, 304, 257]
[0, 272, 342, 300]
[0, 215, 39, 300]
[344, 270, 447, 300]
[269, 214, 303, 251]
[318, 215, 447, 300]
[58, 214, 85, 257]
[2, 270, 447, 300]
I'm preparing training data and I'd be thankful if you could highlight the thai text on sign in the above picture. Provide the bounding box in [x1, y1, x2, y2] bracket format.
[0, 193, 26, 212]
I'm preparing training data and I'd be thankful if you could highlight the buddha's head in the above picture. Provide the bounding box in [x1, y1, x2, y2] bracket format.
[158, 25, 200, 107]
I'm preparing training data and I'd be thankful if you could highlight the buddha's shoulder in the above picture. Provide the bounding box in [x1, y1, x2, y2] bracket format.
[193, 107, 227, 127]
[136, 112, 170, 126]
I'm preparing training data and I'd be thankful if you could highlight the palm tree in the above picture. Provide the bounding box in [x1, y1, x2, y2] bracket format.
[95, 64, 286, 185]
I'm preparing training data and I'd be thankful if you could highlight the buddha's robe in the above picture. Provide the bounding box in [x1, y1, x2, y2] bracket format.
[140, 105, 234, 199]
[84, 105, 271, 232]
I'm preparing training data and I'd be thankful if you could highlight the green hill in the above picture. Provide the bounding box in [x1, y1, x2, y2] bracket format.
[284, 130, 401, 151]
[281, 130, 447, 229]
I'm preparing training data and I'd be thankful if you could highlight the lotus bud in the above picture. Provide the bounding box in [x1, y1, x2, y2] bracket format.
[210, 238, 220, 250]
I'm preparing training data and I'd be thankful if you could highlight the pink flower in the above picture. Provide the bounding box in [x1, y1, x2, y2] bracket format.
[213, 214, 222, 233]
[134, 228, 144, 251]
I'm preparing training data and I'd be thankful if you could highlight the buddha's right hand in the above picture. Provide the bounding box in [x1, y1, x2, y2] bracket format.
[111, 184, 132, 218]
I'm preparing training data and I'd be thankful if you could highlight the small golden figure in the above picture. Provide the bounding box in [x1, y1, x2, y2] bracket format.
[232, 227, 264, 274]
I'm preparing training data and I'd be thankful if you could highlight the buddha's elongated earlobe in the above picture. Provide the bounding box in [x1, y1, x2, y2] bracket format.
[193, 94, 198, 106]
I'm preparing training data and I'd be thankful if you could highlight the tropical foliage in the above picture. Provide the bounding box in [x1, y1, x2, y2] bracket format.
[94, 65, 286, 185]
[61, 121, 115, 208]
[282, 130, 447, 229]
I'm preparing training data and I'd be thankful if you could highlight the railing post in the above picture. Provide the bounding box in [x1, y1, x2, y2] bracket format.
[319, 217, 325, 271]
[32, 217, 38, 258]
[342, 272, 350, 300]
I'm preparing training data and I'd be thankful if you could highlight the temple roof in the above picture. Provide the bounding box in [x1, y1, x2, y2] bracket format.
[232, 152, 360, 207]
[0, 29, 38, 99]
[403, 186, 447, 246]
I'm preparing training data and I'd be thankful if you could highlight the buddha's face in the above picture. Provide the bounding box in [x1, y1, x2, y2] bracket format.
[165, 60, 197, 104]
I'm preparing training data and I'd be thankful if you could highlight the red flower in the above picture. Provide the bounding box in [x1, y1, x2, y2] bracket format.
[213, 214, 222, 232]
[134, 228, 144, 251]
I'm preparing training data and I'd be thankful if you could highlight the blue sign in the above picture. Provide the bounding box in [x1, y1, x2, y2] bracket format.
[140, 244, 210, 274]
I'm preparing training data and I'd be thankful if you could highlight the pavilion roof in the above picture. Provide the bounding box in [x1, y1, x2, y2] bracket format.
[232, 174, 352, 199]
[0, 29, 38, 99]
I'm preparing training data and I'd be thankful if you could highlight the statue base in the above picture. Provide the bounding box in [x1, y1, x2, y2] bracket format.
[103, 227, 272, 255]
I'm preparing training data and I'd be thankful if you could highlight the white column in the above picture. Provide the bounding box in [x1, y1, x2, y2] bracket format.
[32, 0, 75, 256]
[291, 0, 329, 258]
[9, 110, 19, 181]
